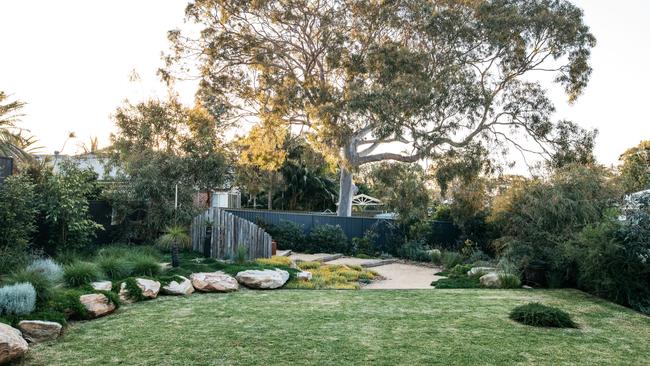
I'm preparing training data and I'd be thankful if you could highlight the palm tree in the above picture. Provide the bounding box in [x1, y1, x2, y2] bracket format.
[0, 91, 34, 160]
[156, 225, 191, 267]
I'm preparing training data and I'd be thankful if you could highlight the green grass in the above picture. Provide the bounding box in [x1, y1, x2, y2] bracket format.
[26, 289, 650, 365]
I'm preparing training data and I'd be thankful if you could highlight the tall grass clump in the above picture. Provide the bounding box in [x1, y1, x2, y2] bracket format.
[130, 255, 161, 277]
[0, 283, 36, 315]
[63, 262, 102, 287]
[234, 246, 249, 264]
[441, 251, 463, 269]
[97, 256, 133, 280]
[26, 258, 64, 282]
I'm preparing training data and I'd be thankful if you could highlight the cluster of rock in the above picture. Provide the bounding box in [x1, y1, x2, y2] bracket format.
[0, 266, 310, 363]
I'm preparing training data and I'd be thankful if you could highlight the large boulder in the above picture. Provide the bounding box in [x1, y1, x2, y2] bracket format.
[479, 272, 501, 288]
[17, 320, 62, 343]
[91, 281, 112, 291]
[79, 293, 116, 318]
[468, 267, 496, 277]
[235, 269, 290, 289]
[161, 276, 195, 296]
[0, 323, 28, 364]
[191, 272, 239, 292]
[119, 278, 161, 302]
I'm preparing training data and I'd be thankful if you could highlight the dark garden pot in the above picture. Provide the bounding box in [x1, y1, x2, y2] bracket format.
[203, 226, 212, 258]
[524, 262, 547, 288]
[272, 240, 277, 256]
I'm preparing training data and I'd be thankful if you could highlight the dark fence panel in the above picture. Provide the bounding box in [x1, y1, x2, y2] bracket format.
[225, 209, 458, 248]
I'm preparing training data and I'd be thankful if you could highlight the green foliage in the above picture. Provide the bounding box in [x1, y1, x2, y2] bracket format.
[449, 264, 473, 278]
[618, 140, 650, 193]
[234, 246, 248, 264]
[0, 283, 36, 315]
[97, 256, 133, 280]
[0, 174, 38, 274]
[63, 262, 102, 287]
[306, 225, 348, 254]
[26, 258, 64, 283]
[430, 249, 442, 265]
[267, 220, 306, 252]
[498, 274, 522, 289]
[431, 276, 481, 289]
[106, 100, 228, 242]
[441, 251, 463, 270]
[396, 240, 431, 262]
[120, 278, 149, 302]
[6, 269, 54, 305]
[130, 256, 161, 277]
[49, 289, 88, 319]
[156, 226, 191, 250]
[352, 230, 377, 256]
[509, 303, 577, 328]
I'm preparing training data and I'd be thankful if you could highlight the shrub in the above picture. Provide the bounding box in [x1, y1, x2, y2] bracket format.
[97, 257, 133, 280]
[509, 303, 577, 328]
[352, 230, 377, 256]
[268, 221, 306, 252]
[307, 225, 348, 254]
[0, 174, 38, 274]
[449, 264, 473, 278]
[396, 240, 431, 262]
[432, 276, 481, 289]
[6, 270, 53, 305]
[131, 256, 161, 277]
[499, 273, 522, 289]
[0, 283, 36, 315]
[441, 251, 463, 269]
[63, 262, 102, 287]
[26, 258, 64, 283]
[430, 249, 442, 265]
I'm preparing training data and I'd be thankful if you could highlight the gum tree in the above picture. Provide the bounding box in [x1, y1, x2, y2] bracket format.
[163, 0, 596, 216]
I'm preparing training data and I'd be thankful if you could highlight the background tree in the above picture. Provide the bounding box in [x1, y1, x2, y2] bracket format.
[0, 90, 36, 160]
[619, 140, 650, 193]
[164, 0, 596, 216]
[106, 98, 229, 242]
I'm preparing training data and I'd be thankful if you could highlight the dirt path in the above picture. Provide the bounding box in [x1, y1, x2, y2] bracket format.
[288, 252, 442, 289]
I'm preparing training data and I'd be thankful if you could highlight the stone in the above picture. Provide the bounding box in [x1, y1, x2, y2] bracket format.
[119, 278, 161, 301]
[79, 294, 116, 318]
[522, 285, 533, 289]
[235, 269, 290, 289]
[17, 320, 62, 343]
[467, 267, 496, 277]
[479, 272, 501, 288]
[0, 323, 28, 364]
[91, 281, 112, 291]
[191, 272, 239, 292]
[161, 276, 195, 296]
[297, 271, 312, 281]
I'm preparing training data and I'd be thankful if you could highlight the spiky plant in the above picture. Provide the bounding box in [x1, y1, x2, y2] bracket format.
[156, 225, 191, 267]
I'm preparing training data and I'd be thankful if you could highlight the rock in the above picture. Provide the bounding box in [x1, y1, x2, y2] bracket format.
[522, 285, 533, 289]
[0, 323, 28, 364]
[479, 272, 501, 288]
[235, 269, 290, 289]
[467, 267, 496, 277]
[161, 276, 195, 296]
[191, 272, 239, 292]
[119, 278, 161, 301]
[297, 271, 312, 281]
[91, 281, 112, 291]
[79, 294, 116, 318]
[17, 320, 62, 343]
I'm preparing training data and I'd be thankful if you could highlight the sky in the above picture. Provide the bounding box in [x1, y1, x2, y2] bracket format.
[0, 0, 648, 167]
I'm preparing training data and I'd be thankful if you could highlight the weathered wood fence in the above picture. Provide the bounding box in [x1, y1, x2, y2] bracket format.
[191, 208, 272, 260]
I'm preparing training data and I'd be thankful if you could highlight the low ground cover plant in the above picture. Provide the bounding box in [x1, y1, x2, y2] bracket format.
[285, 262, 377, 289]
[509, 303, 577, 328]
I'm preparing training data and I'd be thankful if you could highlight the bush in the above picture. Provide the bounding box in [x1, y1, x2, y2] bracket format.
[449, 264, 473, 278]
[130, 256, 161, 277]
[97, 257, 133, 280]
[432, 276, 481, 289]
[0, 174, 38, 274]
[63, 262, 102, 287]
[6, 270, 54, 305]
[441, 251, 463, 269]
[306, 225, 348, 253]
[396, 240, 431, 262]
[499, 273, 522, 289]
[234, 246, 248, 264]
[509, 303, 577, 328]
[430, 249, 442, 265]
[268, 221, 306, 252]
[26, 258, 64, 283]
[352, 230, 377, 256]
[0, 283, 36, 315]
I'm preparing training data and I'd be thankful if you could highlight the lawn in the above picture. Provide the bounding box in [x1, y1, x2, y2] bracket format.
[26, 289, 650, 366]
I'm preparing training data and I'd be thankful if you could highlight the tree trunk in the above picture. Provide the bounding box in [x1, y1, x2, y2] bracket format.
[337, 166, 357, 216]
[171, 243, 180, 267]
[267, 182, 273, 210]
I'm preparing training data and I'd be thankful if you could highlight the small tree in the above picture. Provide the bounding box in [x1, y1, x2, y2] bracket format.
[156, 225, 191, 267]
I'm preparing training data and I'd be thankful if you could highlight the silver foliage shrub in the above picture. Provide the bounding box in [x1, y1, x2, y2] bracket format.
[0, 282, 36, 315]
[26, 258, 64, 283]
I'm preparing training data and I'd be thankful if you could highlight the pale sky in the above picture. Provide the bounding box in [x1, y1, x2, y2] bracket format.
[0, 1, 648, 167]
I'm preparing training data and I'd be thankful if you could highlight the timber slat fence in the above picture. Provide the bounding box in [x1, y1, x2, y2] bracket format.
[191, 208, 272, 260]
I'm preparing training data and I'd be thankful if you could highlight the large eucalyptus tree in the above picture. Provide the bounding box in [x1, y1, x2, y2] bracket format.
[163, 0, 596, 216]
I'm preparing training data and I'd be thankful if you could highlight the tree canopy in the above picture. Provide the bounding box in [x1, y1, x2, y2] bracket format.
[164, 0, 596, 216]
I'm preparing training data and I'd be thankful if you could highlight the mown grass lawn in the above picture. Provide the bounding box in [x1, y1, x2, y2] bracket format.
[27, 289, 650, 366]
